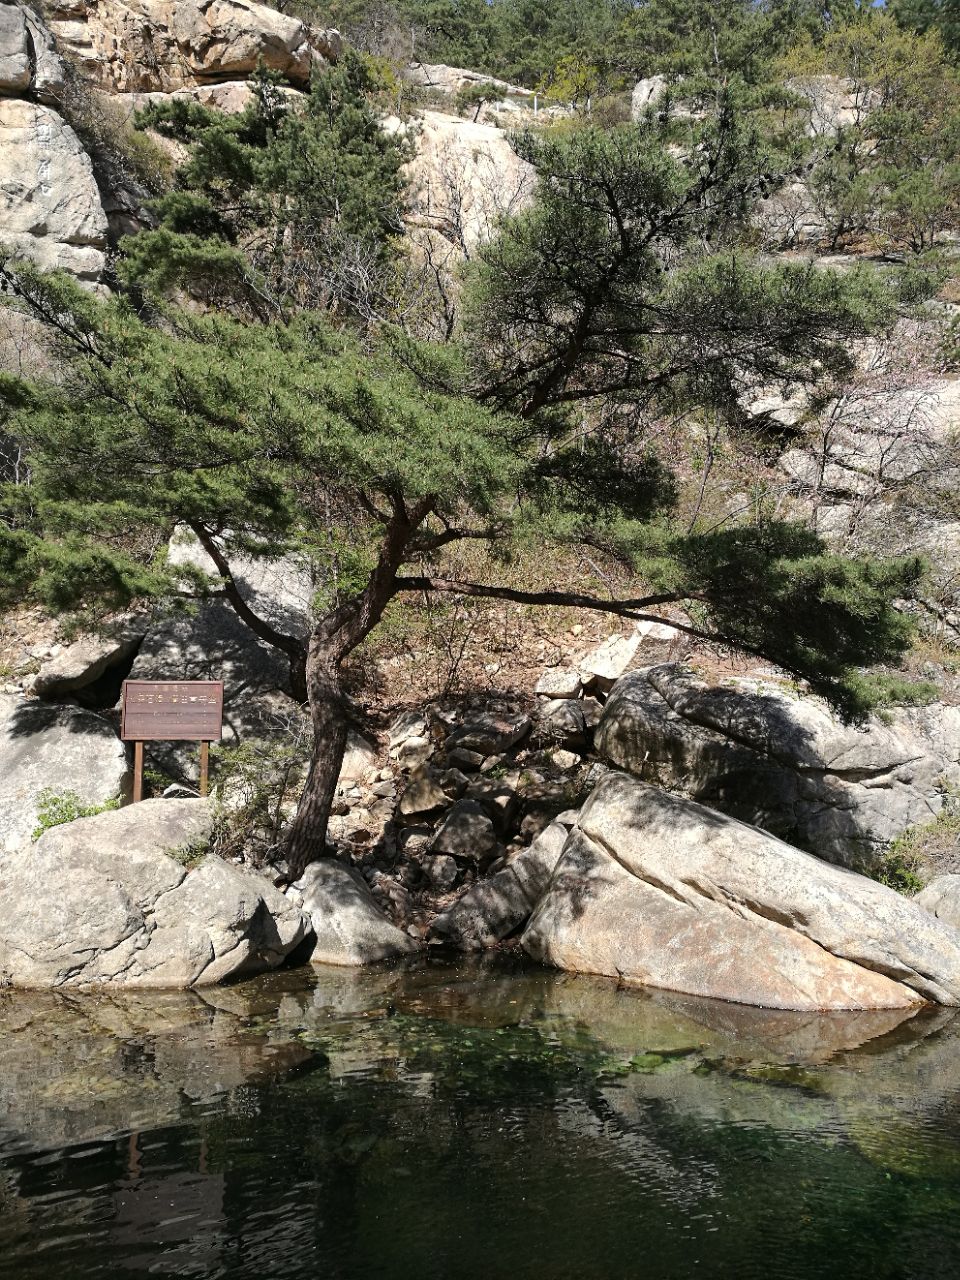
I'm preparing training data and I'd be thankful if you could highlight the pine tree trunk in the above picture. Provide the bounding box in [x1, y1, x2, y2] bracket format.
[285, 643, 350, 882]
[283, 495, 432, 881]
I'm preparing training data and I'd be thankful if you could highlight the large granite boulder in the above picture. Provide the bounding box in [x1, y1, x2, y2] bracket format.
[522, 774, 960, 1010]
[0, 694, 131, 853]
[596, 664, 960, 869]
[291, 860, 418, 966]
[0, 798, 311, 987]
[0, 97, 108, 280]
[33, 614, 147, 700]
[46, 0, 340, 93]
[394, 109, 534, 252]
[0, 2, 32, 95]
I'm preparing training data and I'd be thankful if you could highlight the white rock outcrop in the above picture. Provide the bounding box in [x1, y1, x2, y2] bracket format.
[0, 96, 108, 280]
[396, 109, 534, 253]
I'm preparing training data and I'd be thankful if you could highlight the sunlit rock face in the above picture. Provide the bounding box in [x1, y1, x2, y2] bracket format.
[0, 694, 130, 855]
[44, 0, 341, 93]
[523, 773, 960, 1010]
[0, 4, 106, 281]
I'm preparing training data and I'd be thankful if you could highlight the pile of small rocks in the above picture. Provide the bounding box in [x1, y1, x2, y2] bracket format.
[327, 622, 682, 942]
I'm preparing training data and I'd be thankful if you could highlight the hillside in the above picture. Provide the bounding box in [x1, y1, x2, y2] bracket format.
[3, 0, 960, 1001]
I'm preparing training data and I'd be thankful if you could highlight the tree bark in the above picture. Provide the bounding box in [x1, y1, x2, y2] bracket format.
[284, 495, 432, 880]
[284, 641, 351, 880]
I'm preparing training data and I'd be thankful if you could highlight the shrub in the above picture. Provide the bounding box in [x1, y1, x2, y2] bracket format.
[876, 787, 960, 889]
[31, 788, 121, 840]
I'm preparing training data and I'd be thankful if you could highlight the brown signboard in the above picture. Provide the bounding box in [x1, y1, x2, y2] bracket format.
[121, 680, 224, 743]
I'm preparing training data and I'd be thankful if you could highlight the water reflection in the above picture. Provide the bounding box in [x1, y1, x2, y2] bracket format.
[1, 961, 959, 1280]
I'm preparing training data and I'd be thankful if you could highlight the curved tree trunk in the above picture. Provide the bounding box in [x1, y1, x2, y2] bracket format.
[283, 494, 433, 881]
[285, 642, 350, 880]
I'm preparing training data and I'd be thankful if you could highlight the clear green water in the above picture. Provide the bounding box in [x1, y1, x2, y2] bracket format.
[1, 957, 960, 1280]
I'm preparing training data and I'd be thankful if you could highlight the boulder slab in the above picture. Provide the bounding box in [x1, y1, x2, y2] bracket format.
[522, 774, 960, 1010]
[596, 664, 960, 868]
[0, 799, 310, 987]
[0, 98, 108, 281]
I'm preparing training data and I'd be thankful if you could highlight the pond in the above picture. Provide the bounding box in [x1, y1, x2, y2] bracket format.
[1, 958, 959, 1280]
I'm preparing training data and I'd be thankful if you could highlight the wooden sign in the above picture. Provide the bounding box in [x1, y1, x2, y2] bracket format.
[121, 680, 224, 802]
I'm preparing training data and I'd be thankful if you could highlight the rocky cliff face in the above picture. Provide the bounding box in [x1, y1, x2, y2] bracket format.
[44, 0, 341, 93]
[0, 1, 107, 279]
[0, 0, 341, 284]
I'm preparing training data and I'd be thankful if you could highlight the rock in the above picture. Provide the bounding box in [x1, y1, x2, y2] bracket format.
[0, 694, 131, 854]
[389, 709, 427, 749]
[338, 731, 379, 786]
[446, 710, 531, 757]
[33, 616, 147, 699]
[787, 74, 871, 138]
[47, 0, 341, 94]
[0, 798, 310, 987]
[596, 664, 960, 869]
[579, 631, 642, 689]
[404, 61, 531, 102]
[631, 74, 668, 118]
[0, 3, 31, 95]
[534, 697, 590, 749]
[395, 109, 534, 252]
[293, 860, 418, 966]
[447, 746, 484, 771]
[431, 799, 499, 861]
[421, 853, 458, 893]
[397, 734, 433, 769]
[0, 3, 64, 102]
[551, 749, 580, 771]
[430, 820, 567, 950]
[917, 876, 960, 932]
[466, 776, 518, 831]
[398, 825, 433, 856]
[581, 697, 604, 728]
[398, 768, 449, 816]
[439, 767, 469, 799]
[523, 774, 960, 1010]
[0, 99, 108, 281]
[128, 606, 303, 778]
[535, 668, 583, 698]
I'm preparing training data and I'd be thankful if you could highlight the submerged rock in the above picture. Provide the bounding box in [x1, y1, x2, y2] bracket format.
[522, 774, 960, 1010]
[0, 799, 310, 988]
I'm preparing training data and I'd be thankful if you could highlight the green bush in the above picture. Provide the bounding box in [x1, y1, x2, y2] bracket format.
[32, 788, 121, 840]
[874, 788, 960, 891]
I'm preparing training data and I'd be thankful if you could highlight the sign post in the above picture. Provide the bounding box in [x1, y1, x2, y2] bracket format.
[121, 680, 224, 801]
